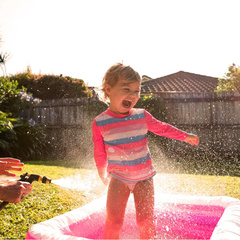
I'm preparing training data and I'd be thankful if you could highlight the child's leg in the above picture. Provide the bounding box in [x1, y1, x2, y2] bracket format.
[104, 177, 130, 239]
[133, 178, 156, 239]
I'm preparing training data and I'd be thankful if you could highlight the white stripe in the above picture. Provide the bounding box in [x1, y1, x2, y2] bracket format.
[96, 112, 112, 122]
[108, 149, 149, 161]
[131, 108, 144, 115]
[104, 124, 147, 141]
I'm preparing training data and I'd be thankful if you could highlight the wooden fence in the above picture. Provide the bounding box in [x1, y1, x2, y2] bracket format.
[21, 92, 240, 161]
[154, 91, 240, 158]
[21, 98, 103, 165]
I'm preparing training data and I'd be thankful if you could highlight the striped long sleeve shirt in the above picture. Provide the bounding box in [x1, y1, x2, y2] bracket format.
[92, 108, 188, 182]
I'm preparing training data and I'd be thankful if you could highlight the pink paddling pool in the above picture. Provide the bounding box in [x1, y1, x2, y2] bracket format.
[26, 194, 240, 239]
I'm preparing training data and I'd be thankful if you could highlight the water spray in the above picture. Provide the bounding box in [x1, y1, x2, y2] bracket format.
[0, 172, 52, 211]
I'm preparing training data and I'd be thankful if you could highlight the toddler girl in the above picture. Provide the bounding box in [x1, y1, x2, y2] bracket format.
[92, 63, 199, 239]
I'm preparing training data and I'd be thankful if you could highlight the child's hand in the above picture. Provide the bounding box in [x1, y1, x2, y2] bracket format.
[184, 134, 199, 146]
[101, 176, 110, 185]
[97, 167, 110, 185]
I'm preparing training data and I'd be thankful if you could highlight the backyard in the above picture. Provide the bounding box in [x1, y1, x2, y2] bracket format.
[0, 158, 240, 239]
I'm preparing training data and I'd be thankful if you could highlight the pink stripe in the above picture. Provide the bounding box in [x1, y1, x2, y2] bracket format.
[107, 145, 148, 156]
[98, 118, 146, 132]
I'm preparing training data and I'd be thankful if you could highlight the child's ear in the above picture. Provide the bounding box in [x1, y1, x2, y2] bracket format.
[105, 84, 111, 95]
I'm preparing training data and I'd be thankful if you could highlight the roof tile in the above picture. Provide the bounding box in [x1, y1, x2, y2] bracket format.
[141, 71, 219, 94]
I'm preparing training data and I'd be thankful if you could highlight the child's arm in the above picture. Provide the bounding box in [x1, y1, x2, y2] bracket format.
[184, 133, 199, 146]
[145, 110, 188, 140]
[145, 110, 199, 144]
[92, 120, 109, 185]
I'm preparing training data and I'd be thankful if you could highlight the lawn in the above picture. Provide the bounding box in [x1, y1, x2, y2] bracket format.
[0, 159, 240, 239]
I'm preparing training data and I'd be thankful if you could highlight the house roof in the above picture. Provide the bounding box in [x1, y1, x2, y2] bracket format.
[141, 71, 219, 94]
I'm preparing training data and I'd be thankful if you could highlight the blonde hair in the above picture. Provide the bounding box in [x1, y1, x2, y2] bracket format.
[101, 63, 141, 100]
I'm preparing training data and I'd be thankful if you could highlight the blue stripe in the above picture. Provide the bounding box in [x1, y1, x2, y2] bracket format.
[104, 134, 147, 146]
[97, 112, 145, 127]
[108, 153, 151, 167]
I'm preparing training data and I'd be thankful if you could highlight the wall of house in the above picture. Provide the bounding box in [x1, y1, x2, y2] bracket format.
[21, 92, 240, 160]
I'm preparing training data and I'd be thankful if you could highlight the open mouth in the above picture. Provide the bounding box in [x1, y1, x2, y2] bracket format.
[122, 100, 132, 108]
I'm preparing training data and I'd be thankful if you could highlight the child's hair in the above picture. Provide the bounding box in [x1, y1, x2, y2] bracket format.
[101, 63, 141, 100]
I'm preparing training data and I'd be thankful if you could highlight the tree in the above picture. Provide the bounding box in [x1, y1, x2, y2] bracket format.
[0, 37, 9, 77]
[0, 52, 9, 77]
[216, 63, 240, 92]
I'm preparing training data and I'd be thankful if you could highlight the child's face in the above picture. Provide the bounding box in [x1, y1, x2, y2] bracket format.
[106, 78, 141, 115]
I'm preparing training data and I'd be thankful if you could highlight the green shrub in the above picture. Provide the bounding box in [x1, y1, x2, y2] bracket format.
[10, 70, 92, 100]
[0, 118, 48, 160]
[136, 94, 167, 121]
[0, 76, 26, 115]
[0, 111, 15, 133]
[0, 76, 48, 160]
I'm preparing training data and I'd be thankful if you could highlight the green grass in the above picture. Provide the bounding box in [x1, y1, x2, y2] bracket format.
[0, 161, 106, 239]
[0, 159, 240, 239]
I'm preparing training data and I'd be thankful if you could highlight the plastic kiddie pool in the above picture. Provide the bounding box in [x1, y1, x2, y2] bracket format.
[26, 193, 240, 239]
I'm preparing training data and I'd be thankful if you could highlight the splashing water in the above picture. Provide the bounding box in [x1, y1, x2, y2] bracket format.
[51, 172, 108, 196]
[51, 170, 224, 199]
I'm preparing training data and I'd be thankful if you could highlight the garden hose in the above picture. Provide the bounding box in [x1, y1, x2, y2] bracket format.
[0, 172, 51, 210]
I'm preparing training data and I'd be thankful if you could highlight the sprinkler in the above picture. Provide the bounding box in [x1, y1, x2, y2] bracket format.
[0, 172, 52, 210]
